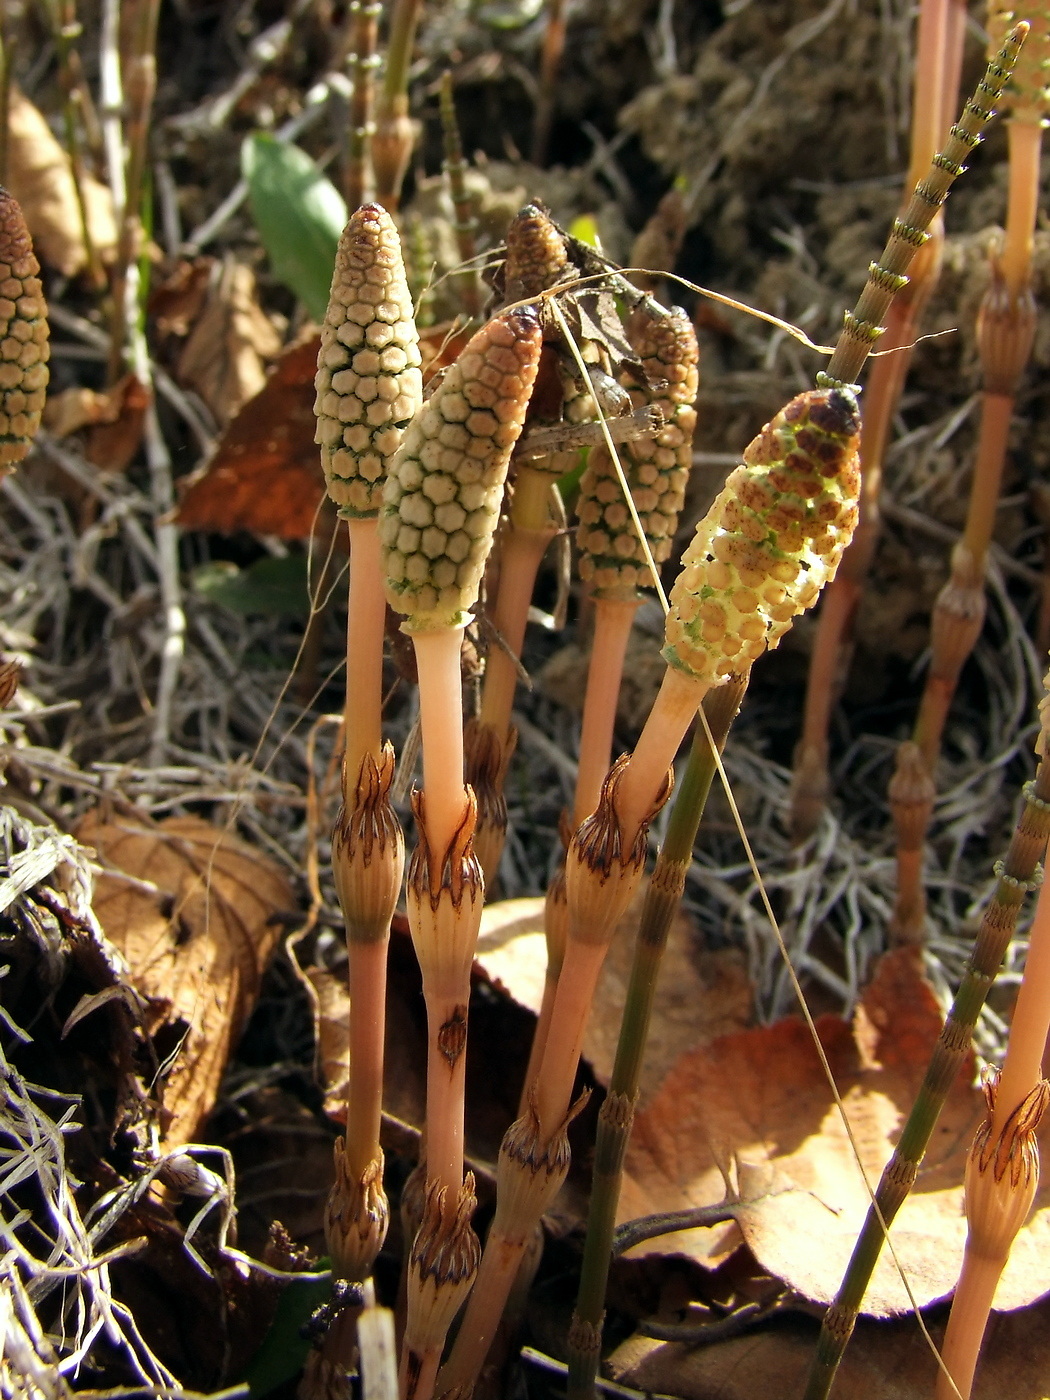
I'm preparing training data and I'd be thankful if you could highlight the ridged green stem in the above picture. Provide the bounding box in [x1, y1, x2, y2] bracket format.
[566, 676, 748, 1400]
[820, 23, 1027, 391]
[804, 754, 1050, 1400]
[439, 71, 481, 317]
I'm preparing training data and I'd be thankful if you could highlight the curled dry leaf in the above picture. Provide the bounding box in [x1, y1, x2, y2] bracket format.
[7, 85, 117, 276]
[177, 259, 282, 428]
[619, 947, 1050, 1315]
[45, 374, 151, 475]
[77, 810, 295, 1147]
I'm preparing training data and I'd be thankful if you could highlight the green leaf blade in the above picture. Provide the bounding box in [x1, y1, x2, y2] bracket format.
[241, 132, 346, 321]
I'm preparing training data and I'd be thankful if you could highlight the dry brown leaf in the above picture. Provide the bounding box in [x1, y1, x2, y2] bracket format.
[620, 947, 1050, 1315]
[176, 335, 324, 538]
[7, 85, 117, 276]
[78, 810, 294, 1147]
[176, 321, 473, 539]
[472, 896, 752, 1100]
[607, 1294, 1050, 1400]
[177, 260, 282, 428]
[150, 257, 214, 338]
[43, 375, 150, 472]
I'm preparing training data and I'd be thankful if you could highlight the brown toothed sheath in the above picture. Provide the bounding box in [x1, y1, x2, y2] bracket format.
[313, 203, 420, 1299]
[378, 305, 543, 1400]
[0, 189, 50, 471]
[436, 386, 862, 1400]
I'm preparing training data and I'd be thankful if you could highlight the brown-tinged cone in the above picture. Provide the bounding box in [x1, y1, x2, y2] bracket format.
[576, 304, 699, 598]
[0, 189, 49, 470]
[501, 204, 576, 304]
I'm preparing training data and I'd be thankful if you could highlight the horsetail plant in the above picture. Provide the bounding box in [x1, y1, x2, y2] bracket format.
[313, 203, 420, 1295]
[937, 702, 1050, 1398]
[790, 0, 966, 840]
[565, 675, 748, 1400]
[373, 0, 422, 209]
[517, 295, 698, 1105]
[889, 0, 1049, 943]
[0, 187, 49, 470]
[435, 384, 862, 1400]
[573, 302, 699, 823]
[467, 204, 583, 883]
[378, 304, 543, 1400]
[795, 25, 1050, 1400]
[439, 74, 481, 320]
[343, 1, 382, 212]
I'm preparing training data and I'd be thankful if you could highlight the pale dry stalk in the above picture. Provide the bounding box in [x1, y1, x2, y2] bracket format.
[345, 0, 382, 210]
[373, 0, 423, 209]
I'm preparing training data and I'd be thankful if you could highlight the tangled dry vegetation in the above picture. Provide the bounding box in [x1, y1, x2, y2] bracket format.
[4, 2, 1050, 1398]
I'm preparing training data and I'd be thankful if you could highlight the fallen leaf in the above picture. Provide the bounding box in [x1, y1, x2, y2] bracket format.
[43, 374, 150, 475]
[84, 374, 151, 473]
[150, 257, 214, 337]
[177, 259, 282, 427]
[7, 85, 117, 276]
[474, 896, 548, 1014]
[78, 810, 295, 1146]
[584, 912, 751, 1099]
[619, 947, 1050, 1315]
[176, 335, 324, 538]
[176, 323, 472, 539]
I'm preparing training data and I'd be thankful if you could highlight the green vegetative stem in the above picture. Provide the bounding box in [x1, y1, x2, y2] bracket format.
[566, 675, 748, 1400]
[803, 747, 1050, 1400]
